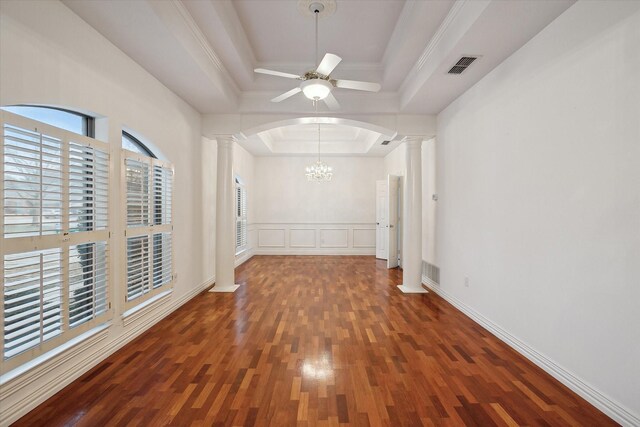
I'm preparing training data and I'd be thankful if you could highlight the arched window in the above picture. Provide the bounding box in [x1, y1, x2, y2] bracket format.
[122, 136, 173, 308]
[122, 131, 156, 158]
[1, 105, 109, 369]
[1, 105, 93, 136]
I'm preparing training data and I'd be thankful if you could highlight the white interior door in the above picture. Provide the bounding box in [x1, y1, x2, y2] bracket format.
[387, 175, 400, 268]
[375, 180, 388, 259]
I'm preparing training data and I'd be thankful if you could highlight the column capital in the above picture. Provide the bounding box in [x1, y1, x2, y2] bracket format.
[403, 136, 425, 147]
[215, 134, 236, 147]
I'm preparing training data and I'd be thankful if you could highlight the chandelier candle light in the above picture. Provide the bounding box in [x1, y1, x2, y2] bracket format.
[306, 116, 333, 182]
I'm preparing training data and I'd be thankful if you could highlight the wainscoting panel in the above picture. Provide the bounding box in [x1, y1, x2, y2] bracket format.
[353, 228, 376, 248]
[257, 229, 286, 248]
[319, 228, 349, 248]
[290, 229, 316, 248]
[252, 223, 376, 255]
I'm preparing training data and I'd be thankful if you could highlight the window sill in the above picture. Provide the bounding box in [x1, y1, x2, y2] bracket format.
[122, 290, 173, 327]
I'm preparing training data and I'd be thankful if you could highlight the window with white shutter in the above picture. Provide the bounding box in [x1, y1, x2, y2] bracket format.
[1, 110, 111, 371]
[123, 150, 173, 310]
[235, 177, 247, 253]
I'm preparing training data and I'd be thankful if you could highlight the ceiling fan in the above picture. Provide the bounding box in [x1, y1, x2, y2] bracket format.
[254, 1, 381, 110]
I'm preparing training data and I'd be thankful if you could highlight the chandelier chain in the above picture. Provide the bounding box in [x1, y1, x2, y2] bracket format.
[305, 100, 333, 182]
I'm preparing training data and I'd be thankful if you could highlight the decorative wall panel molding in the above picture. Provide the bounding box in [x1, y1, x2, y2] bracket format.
[290, 229, 316, 248]
[252, 223, 376, 255]
[353, 227, 377, 248]
[319, 228, 349, 248]
[257, 229, 286, 248]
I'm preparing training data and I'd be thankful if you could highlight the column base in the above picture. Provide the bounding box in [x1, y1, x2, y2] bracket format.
[209, 284, 240, 293]
[397, 284, 428, 294]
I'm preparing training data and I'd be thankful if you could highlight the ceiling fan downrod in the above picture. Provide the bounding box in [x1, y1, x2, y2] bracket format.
[310, 2, 324, 68]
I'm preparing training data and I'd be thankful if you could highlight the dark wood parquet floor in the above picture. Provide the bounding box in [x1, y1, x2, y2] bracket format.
[14, 256, 616, 426]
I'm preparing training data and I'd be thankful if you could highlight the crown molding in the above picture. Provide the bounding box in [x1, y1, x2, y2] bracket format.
[169, 0, 241, 96]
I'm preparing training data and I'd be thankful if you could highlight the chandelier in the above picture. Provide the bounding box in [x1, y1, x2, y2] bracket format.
[305, 117, 333, 182]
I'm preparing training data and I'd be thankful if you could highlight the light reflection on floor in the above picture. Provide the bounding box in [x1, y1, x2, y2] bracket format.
[301, 353, 333, 380]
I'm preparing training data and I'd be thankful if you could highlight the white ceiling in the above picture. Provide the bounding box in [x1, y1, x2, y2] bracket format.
[232, 0, 405, 64]
[62, 0, 575, 156]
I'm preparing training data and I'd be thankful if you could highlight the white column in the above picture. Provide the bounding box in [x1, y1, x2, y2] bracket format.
[398, 137, 427, 293]
[210, 136, 239, 292]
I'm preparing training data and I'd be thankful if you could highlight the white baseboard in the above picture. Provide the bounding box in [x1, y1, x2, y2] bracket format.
[422, 276, 639, 427]
[0, 276, 215, 427]
[235, 248, 254, 267]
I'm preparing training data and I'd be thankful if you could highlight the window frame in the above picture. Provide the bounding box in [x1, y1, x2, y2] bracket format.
[1, 105, 94, 138]
[1, 110, 111, 372]
[122, 131, 156, 159]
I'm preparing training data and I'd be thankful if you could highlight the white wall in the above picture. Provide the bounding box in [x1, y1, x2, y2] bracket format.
[0, 1, 210, 424]
[435, 1, 640, 423]
[253, 156, 384, 254]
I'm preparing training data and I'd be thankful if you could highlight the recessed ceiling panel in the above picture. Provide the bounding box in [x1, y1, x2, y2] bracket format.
[232, 0, 405, 64]
[237, 122, 398, 156]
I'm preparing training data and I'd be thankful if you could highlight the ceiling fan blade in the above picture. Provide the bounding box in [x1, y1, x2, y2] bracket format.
[323, 92, 340, 111]
[271, 87, 302, 102]
[335, 79, 381, 92]
[316, 53, 342, 76]
[254, 68, 301, 79]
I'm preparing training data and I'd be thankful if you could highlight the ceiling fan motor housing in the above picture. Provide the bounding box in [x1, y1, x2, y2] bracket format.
[301, 79, 333, 100]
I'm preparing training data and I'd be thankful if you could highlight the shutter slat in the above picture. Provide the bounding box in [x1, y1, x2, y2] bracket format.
[68, 241, 108, 328]
[126, 235, 150, 302]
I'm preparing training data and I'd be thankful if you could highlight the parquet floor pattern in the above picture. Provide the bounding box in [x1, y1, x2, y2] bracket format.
[14, 256, 616, 426]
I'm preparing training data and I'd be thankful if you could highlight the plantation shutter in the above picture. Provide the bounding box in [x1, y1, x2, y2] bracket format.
[154, 164, 172, 225]
[3, 249, 63, 360]
[123, 151, 173, 310]
[3, 123, 63, 238]
[69, 142, 109, 232]
[68, 241, 109, 328]
[126, 235, 150, 301]
[1, 111, 111, 371]
[235, 181, 247, 251]
[125, 159, 150, 227]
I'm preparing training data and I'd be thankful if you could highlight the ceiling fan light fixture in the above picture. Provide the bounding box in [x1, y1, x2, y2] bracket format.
[301, 79, 332, 100]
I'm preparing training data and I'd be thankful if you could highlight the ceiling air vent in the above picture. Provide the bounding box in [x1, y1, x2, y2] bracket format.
[448, 56, 478, 75]
[381, 140, 391, 146]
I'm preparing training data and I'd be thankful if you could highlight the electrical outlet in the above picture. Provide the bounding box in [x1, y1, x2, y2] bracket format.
[464, 276, 469, 287]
